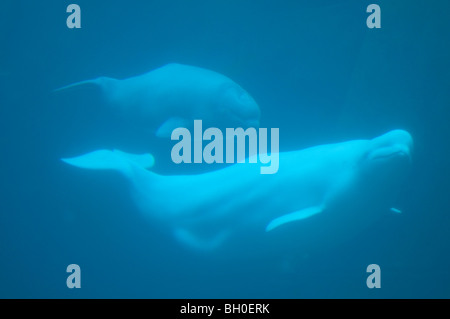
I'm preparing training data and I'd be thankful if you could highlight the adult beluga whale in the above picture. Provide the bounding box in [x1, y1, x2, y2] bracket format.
[55, 63, 261, 137]
[61, 130, 413, 255]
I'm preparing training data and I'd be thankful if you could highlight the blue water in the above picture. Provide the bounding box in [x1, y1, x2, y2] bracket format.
[1, 0, 449, 298]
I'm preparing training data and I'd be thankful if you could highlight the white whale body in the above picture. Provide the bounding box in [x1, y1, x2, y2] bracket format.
[55, 63, 261, 137]
[61, 130, 413, 253]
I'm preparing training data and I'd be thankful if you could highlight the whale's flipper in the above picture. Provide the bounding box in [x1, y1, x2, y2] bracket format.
[156, 117, 191, 138]
[265, 205, 323, 232]
[61, 149, 154, 177]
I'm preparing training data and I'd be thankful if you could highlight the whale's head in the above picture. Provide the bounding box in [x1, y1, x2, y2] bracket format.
[353, 129, 414, 207]
[366, 129, 413, 165]
[324, 129, 414, 231]
[217, 85, 261, 128]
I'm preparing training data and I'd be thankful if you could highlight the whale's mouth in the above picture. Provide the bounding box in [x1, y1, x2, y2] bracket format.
[371, 150, 407, 160]
[368, 145, 411, 162]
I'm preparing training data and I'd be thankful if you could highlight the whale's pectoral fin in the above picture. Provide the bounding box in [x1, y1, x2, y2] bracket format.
[156, 117, 191, 138]
[173, 228, 229, 251]
[265, 205, 324, 232]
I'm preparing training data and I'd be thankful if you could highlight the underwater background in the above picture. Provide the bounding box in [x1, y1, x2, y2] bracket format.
[1, 0, 449, 298]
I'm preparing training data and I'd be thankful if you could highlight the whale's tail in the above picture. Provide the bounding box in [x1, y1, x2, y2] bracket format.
[61, 149, 228, 251]
[53, 76, 118, 93]
[61, 149, 161, 213]
[61, 149, 155, 179]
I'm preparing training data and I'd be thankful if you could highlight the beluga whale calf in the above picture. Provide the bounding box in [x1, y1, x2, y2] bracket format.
[61, 130, 413, 256]
[55, 63, 261, 137]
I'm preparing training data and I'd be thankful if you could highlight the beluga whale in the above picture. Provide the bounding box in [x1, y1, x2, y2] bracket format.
[61, 130, 413, 256]
[55, 63, 261, 137]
